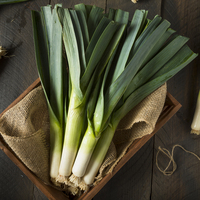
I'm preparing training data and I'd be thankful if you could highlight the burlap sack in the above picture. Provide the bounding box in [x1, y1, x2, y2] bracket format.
[0, 86, 50, 184]
[0, 83, 166, 193]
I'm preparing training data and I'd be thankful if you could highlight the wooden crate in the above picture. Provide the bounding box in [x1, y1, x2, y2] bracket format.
[0, 78, 181, 200]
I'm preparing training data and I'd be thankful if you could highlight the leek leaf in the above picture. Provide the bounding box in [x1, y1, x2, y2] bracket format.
[41, 5, 52, 52]
[108, 8, 115, 20]
[127, 15, 162, 63]
[85, 17, 111, 64]
[74, 3, 87, 20]
[75, 10, 89, 50]
[58, 7, 83, 101]
[87, 5, 104, 38]
[112, 9, 147, 82]
[81, 20, 120, 92]
[124, 35, 189, 100]
[114, 9, 129, 24]
[85, 4, 93, 18]
[0, 0, 27, 4]
[49, 4, 63, 124]
[69, 10, 86, 75]
[141, 28, 176, 67]
[113, 46, 198, 123]
[102, 19, 171, 128]
[31, 10, 50, 99]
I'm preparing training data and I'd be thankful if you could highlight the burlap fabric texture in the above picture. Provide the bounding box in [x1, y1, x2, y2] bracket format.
[0, 83, 166, 193]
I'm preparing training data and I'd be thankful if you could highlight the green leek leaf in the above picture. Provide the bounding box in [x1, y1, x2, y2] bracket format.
[87, 5, 104, 38]
[124, 34, 189, 100]
[0, 0, 27, 4]
[58, 7, 83, 101]
[102, 19, 171, 128]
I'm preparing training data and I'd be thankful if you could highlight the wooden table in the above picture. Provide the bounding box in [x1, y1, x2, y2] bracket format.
[0, 0, 199, 199]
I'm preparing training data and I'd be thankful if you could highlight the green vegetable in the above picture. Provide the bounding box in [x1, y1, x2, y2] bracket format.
[191, 91, 200, 134]
[31, 3, 198, 188]
[0, 0, 27, 4]
[83, 44, 198, 185]
[32, 4, 66, 180]
[56, 6, 126, 182]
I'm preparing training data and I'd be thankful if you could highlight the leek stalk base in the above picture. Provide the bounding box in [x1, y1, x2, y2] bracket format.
[72, 123, 99, 178]
[83, 124, 117, 185]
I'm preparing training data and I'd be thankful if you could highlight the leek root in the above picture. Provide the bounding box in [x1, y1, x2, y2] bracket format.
[0, 46, 7, 59]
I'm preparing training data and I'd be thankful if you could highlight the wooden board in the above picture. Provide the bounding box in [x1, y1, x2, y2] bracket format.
[151, 0, 200, 200]
[0, 1, 49, 200]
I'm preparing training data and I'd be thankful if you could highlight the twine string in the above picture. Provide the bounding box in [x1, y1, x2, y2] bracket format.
[156, 144, 200, 176]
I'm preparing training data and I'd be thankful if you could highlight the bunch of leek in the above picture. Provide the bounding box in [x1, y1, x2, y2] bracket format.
[32, 3, 127, 183]
[32, 3, 197, 188]
[73, 10, 198, 185]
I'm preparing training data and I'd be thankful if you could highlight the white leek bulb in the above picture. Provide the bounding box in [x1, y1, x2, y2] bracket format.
[191, 91, 200, 134]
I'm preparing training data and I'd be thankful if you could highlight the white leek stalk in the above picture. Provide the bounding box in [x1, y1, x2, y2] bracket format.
[57, 6, 126, 181]
[191, 91, 200, 134]
[32, 4, 65, 181]
[58, 91, 84, 177]
[83, 123, 117, 185]
[72, 122, 98, 177]
[49, 117, 63, 179]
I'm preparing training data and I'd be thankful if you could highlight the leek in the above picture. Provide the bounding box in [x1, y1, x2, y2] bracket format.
[72, 13, 172, 179]
[57, 6, 126, 181]
[191, 91, 200, 134]
[0, 0, 27, 4]
[32, 4, 65, 181]
[83, 45, 198, 185]
[32, 3, 198, 188]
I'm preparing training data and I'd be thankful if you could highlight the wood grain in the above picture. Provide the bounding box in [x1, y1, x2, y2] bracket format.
[106, 0, 162, 20]
[151, 0, 200, 200]
[51, 0, 106, 10]
[33, 186, 48, 200]
[0, 1, 48, 200]
[94, 139, 154, 200]
[0, 150, 33, 200]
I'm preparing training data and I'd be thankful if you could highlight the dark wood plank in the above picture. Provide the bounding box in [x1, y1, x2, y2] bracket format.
[94, 139, 154, 200]
[0, 1, 49, 200]
[33, 186, 48, 200]
[0, 150, 33, 200]
[106, 0, 162, 20]
[51, 0, 106, 9]
[0, 0, 49, 114]
[152, 0, 200, 199]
